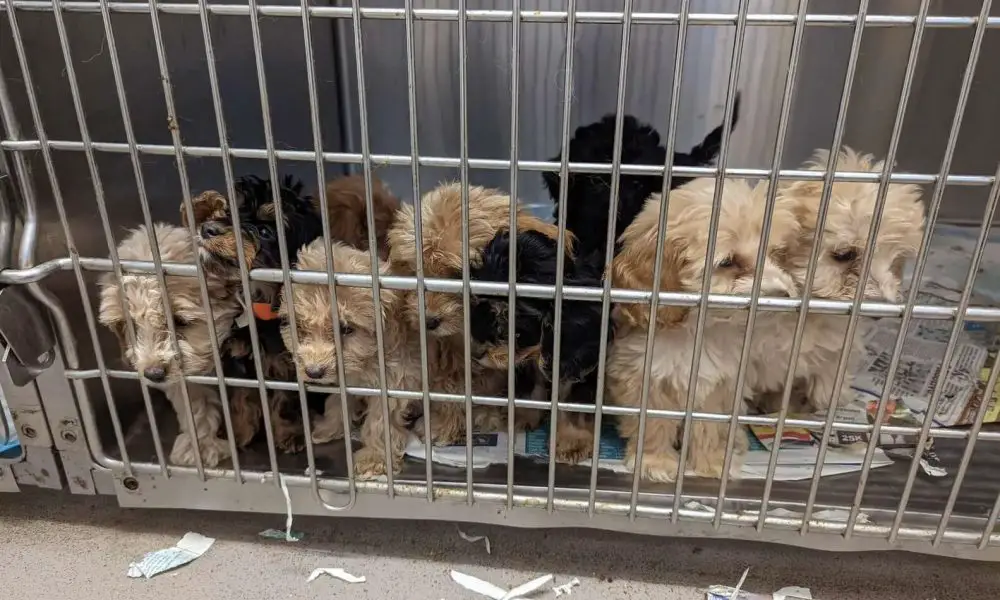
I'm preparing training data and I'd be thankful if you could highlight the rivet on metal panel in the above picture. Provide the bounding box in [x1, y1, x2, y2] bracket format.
[60, 429, 77, 443]
[20, 425, 36, 438]
[123, 476, 139, 491]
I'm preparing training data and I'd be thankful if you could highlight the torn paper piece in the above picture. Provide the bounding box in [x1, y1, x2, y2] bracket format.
[279, 475, 295, 542]
[307, 568, 366, 584]
[500, 573, 554, 600]
[126, 532, 214, 579]
[457, 527, 492, 555]
[705, 567, 752, 600]
[450, 570, 507, 599]
[773, 587, 812, 600]
[259, 528, 304, 541]
[552, 578, 581, 596]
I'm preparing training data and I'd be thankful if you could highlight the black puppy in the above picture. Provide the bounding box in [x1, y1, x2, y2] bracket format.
[543, 93, 742, 258]
[470, 229, 608, 463]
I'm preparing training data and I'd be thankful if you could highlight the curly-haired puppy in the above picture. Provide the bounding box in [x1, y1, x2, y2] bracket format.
[98, 224, 242, 467]
[319, 173, 401, 256]
[544, 93, 741, 258]
[388, 183, 564, 444]
[607, 178, 800, 481]
[282, 239, 417, 479]
[749, 148, 926, 412]
[470, 229, 605, 462]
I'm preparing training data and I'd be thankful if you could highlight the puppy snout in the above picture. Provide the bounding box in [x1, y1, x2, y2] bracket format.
[425, 315, 442, 331]
[143, 365, 166, 383]
[304, 365, 327, 380]
[200, 221, 225, 239]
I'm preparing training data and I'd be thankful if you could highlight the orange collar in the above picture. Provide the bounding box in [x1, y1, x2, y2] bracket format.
[252, 302, 280, 321]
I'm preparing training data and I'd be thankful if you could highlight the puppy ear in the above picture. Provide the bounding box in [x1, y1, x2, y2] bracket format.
[516, 211, 576, 257]
[387, 203, 416, 268]
[184, 190, 228, 229]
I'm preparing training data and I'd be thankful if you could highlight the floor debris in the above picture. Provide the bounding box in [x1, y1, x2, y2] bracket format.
[552, 577, 581, 596]
[279, 475, 296, 542]
[307, 568, 367, 584]
[126, 532, 214, 579]
[258, 528, 304, 541]
[457, 526, 492, 554]
[449, 570, 553, 599]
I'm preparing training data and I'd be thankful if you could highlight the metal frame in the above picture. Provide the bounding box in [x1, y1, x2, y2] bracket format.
[1, 1, 999, 559]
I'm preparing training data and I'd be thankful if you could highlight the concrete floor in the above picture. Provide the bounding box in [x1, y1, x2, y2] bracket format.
[1, 488, 998, 599]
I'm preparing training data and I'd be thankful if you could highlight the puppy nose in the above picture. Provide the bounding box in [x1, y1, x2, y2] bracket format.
[305, 365, 326, 379]
[425, 316, 442, 331]
[200, 222, 225, 239]
[143, 366, 166, 382]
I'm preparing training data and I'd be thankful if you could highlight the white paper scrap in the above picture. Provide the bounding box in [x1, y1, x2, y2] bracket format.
[552, 577, 581, 596]
[307, 568, 366, 584]
[773, 587, 812, 600]
[279, 475, 295, 542]
[126, 532, 215, 579]
[450, 570, 507, 599]
[705, 568, 751, 600]
[457, 527, 492, 555]
[500, 574, 554, 600]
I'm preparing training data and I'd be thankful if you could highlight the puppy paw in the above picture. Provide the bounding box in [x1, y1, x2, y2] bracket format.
[688, 448, 728, 479]
[170, 434, 230, 467]
[311, 415, 346, 445]
[274, 422, 306, 454]
[555, 438, 593, 465]
[353, 447, 401, 480]
[629, 451, 679, 483]
[416, 416, 463, 447]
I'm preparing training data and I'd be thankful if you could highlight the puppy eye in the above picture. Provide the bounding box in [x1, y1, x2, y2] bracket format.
[832, 249, 858, 263]
[173, 316, 189, 328]
[259, 228, 274, 241]
[340, 323, 354, 336]
[717, 256, 735, 269]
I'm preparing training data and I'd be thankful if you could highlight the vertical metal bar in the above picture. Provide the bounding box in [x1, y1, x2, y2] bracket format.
[98, 0, 209, 479]
[547, 0, 577, 512]
[46, 0, 169, 473]
[979, 489, 1000, 550]
[624, 0, 690, 519]
[0, 4, 134, 473]
[935, 346, 1000, 544]
[457, 0, 474, 504]
[586, 0, 634, 517]
[890, 166, 1000, 543]
[806, 0, 931, 535]
[300, 0, 356, 508]
[671, 0, 747, 521]
[349, 0, 395, 495]
[195, 0, 282, 483]
[505, 0, 521, 511]
[402, 0, 434, 501]
[842, 0, 993, 539]
[753, 0, 869, 532]
[714, 0, 810, 529]
[146, 0, 242, 481]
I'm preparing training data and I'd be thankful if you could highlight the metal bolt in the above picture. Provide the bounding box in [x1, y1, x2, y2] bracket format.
[21, 425, 36, 439]
[61, 430, 77, 443]
[123, 477, 139, 491]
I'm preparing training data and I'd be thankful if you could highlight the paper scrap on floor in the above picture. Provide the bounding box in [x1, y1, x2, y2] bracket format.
[126, 532, 214, 579]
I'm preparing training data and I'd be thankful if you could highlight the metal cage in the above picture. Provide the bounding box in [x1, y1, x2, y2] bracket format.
[2, 0, 1000, 560]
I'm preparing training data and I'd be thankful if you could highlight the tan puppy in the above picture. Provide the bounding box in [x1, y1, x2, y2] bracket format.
[748, 148, 926, 411]
[607, 178, 800, 481]
[98, 224, 241, 467]
[387, 183, 559, 443]
[282, 239, 418, 479]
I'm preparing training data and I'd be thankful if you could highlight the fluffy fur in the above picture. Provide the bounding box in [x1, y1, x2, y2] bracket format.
[749, 147, 926, 411]
[281, 239, 418, 479]
[543, 93, 741, 258]
[319, 173, 401, 257]
[97, 224, 242, 467]
[470, 230, 605, 462]
[607, 178, 800, 481]
[387, 183, 565, 443]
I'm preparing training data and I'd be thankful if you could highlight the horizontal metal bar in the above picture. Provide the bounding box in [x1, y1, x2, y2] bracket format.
[3, 256, 999, 320]
[0, 2, 997, 29]
[56, 366, 1000, 442]
[0, 139, 993, 187]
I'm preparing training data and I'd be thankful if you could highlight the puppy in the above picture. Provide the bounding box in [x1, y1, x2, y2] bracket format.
[470, 229, 605, 462]
[282, 239, 417, 479]
[607, 178, 800, 481]
[319, 173, 401, 257]
[748, 147, 926, 412]
[544, 93, 741, 258]
[186, 174, 322, 454]
[388, 183, 564, 444]
[98, 224, 242, 467]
